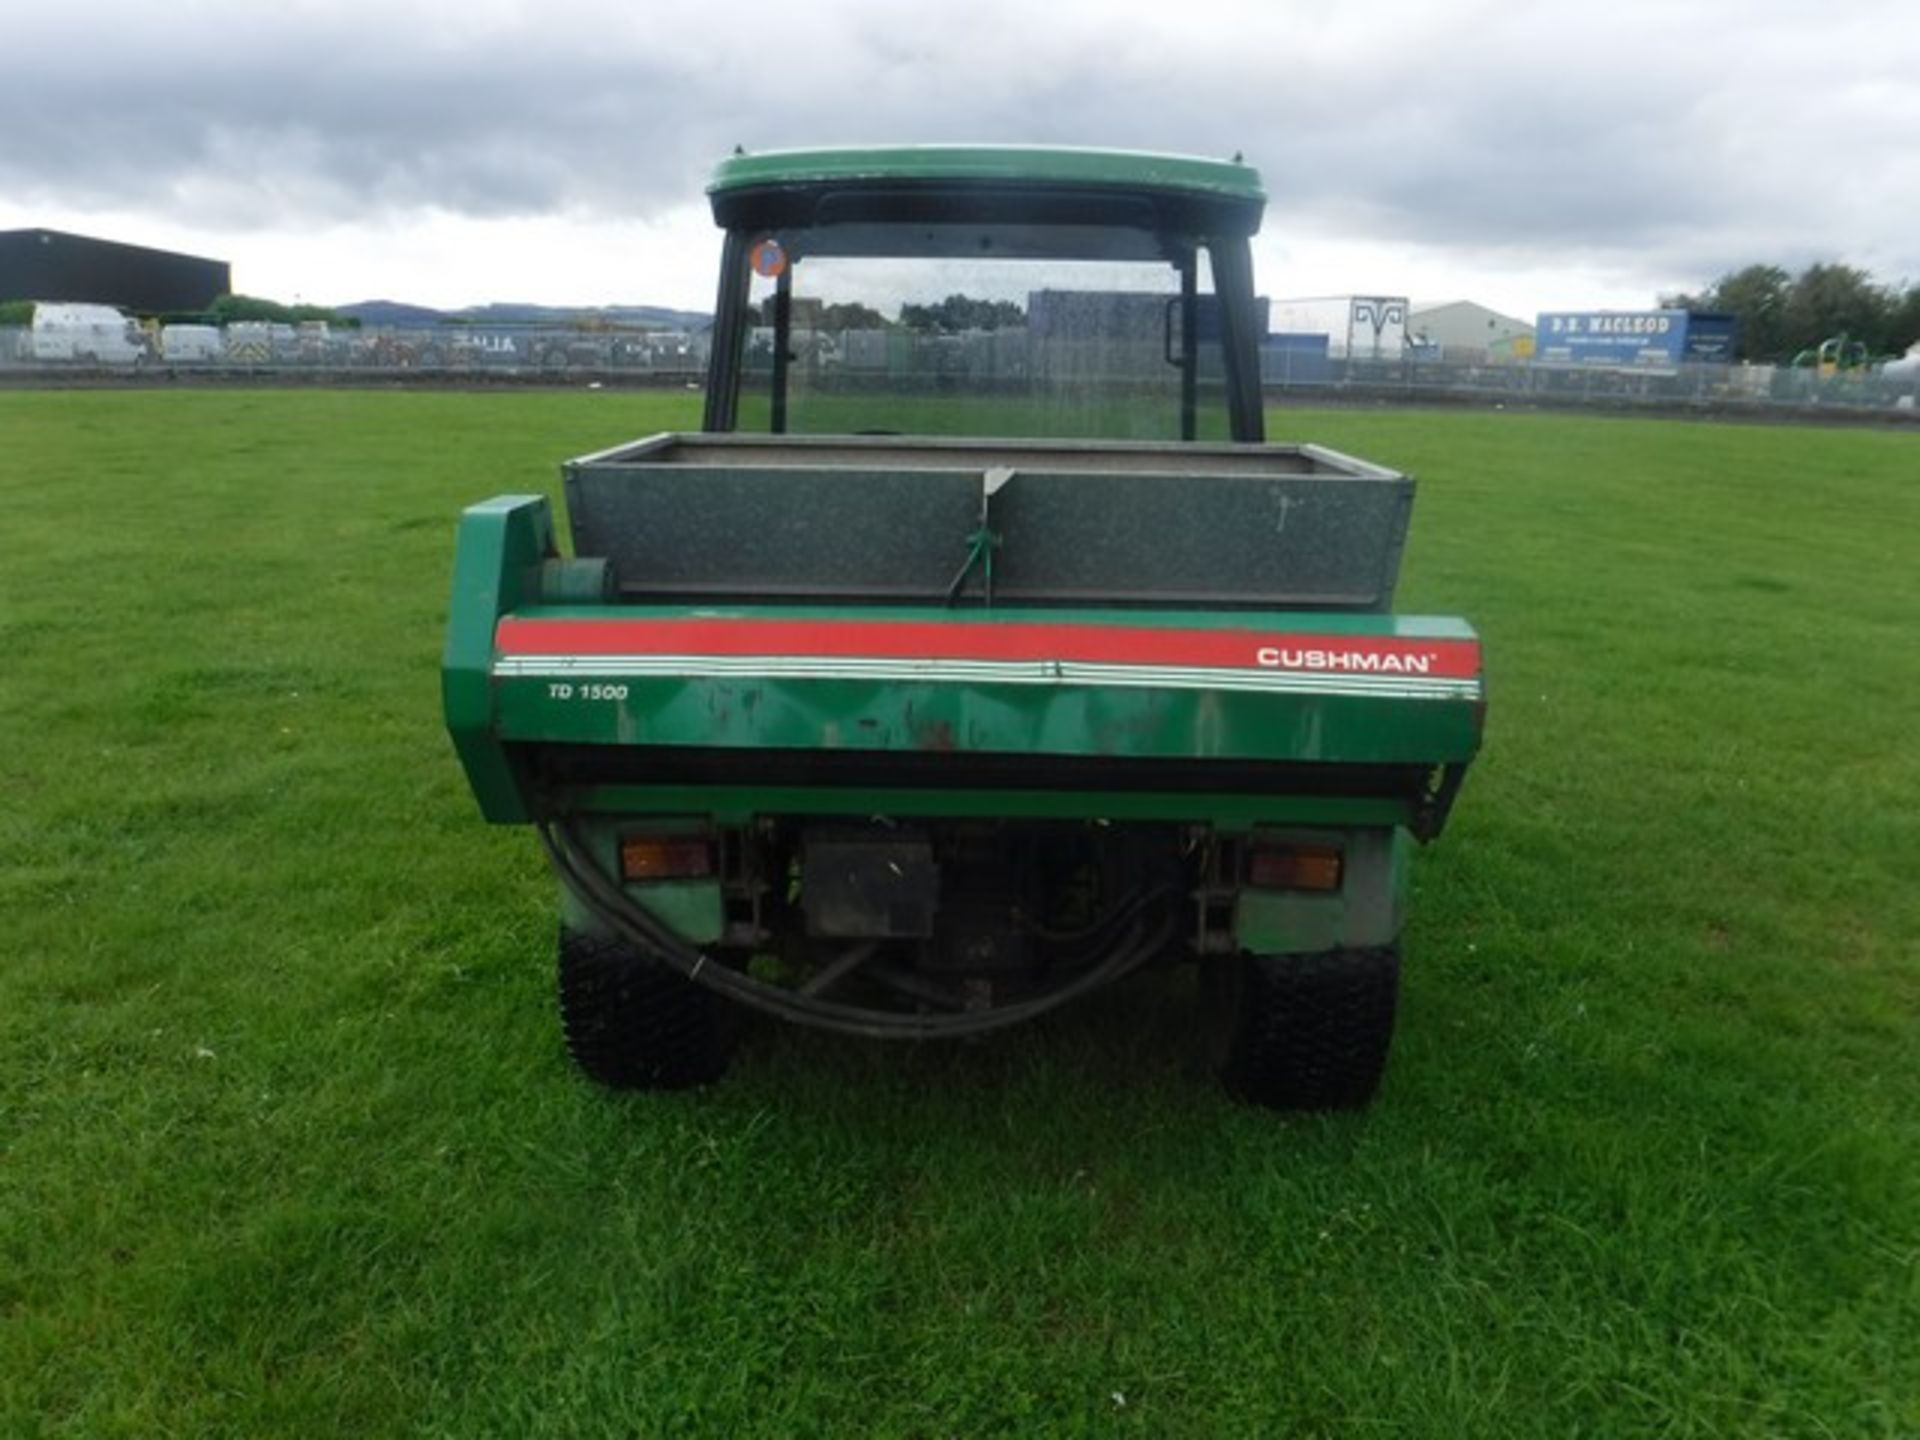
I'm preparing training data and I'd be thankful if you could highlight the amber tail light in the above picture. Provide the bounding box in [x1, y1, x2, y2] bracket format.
[1245, 844, 1343, 892]
[619, 835, 715, 881]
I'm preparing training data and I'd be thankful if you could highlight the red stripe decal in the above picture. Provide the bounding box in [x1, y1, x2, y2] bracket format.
[496, 617, 1480, 680]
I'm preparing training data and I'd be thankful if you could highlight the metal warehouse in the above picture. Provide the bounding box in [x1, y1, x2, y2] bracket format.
[1408, 300, 1535, 360]
[0, 229, 231, 314]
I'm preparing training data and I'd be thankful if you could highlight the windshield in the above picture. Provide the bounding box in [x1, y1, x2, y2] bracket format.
[728, 227, 1235, 441]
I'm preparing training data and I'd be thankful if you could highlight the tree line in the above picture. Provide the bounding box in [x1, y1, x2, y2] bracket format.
[0, 294, 357, 327]
[1660, 263, 1920, 364]
[897, 295, 1026, 333]
[757, 294, 1026, 334]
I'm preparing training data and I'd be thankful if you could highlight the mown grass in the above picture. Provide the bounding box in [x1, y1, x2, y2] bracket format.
[1, 389, 1916, 1438]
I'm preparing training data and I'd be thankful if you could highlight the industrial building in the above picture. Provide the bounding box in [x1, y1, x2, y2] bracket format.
[0, 229, 230, 315]
[1408, 301, 1534, 361]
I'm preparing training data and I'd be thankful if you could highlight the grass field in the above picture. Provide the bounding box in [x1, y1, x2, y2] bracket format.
[2, 390, 1916, 1437]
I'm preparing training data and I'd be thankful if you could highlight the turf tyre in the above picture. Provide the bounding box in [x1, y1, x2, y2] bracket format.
[557, 927, 736, 1090]
[1214, 946, 1399, 1110]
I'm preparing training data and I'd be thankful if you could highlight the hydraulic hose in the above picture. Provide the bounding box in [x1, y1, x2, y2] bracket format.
[537, 818, 1175, 1040]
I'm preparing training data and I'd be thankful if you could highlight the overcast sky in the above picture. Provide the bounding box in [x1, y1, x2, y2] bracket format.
[4, 0, 1916, 317]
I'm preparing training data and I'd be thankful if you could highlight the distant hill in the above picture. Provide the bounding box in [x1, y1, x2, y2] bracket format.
[336, 300, 710, 331]
[334, 300, 445, 328]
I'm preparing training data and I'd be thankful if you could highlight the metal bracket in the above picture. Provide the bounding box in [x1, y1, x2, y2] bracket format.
[945, 465, 1015, 606]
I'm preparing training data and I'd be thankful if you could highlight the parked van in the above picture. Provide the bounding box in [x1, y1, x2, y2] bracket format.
[30, 303, 148, 365]
[160, 324, 223, 363]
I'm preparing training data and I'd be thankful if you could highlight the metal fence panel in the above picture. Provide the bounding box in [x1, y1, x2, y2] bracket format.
[2, 324, 1916, 416]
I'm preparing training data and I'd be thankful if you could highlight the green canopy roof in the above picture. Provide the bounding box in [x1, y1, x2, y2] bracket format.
[707, 145, 1265, 205]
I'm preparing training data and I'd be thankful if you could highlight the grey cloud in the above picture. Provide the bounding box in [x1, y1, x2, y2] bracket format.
[4, 0, 1916, 295]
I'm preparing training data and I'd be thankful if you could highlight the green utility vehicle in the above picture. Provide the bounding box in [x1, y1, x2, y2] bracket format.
[443, 147, 1485, 1108]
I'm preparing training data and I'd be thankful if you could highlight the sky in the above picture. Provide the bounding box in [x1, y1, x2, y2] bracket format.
[4, 0, 1917, 319]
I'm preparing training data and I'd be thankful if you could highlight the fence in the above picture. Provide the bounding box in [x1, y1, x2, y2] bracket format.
[1258, 348, 1920, 416]
[3, 323, 1916, 418]
[0, 322, 708, 381]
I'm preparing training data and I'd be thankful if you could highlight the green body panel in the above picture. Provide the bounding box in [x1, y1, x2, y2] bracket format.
[1234, 828, 1410, 953]
[708, 145, 1265, 205]
[495, 672, 1477, 765]
[613, 882, 723, 946]
[442, 496, 555, 822]
[490, 603, 1479, 767]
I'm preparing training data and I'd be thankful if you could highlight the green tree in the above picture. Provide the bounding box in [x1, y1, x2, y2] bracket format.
[820, 301, 889, 330]
[1660, 262, 1916, 362]
[1887, 285, 1920, 355]
[1712, 264, 1792, 361]
[1782, 263, 1896, 357]
[899, 294, 1026, 333]
[207, 294, 355, 327]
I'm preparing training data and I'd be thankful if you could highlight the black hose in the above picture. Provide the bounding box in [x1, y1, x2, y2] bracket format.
[537, 818, 1174, 1040]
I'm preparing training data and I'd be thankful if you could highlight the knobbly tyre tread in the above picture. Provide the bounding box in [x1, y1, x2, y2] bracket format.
[1217, 946, 1399, 1110]
[556, 927, 736, 1090]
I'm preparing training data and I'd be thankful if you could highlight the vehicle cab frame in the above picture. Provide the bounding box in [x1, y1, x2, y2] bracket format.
[700, 146, 1270, 443]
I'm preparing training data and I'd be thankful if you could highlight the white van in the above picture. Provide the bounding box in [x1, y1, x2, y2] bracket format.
[31, 303, 148, 365]
[160, 324, 223, 363]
